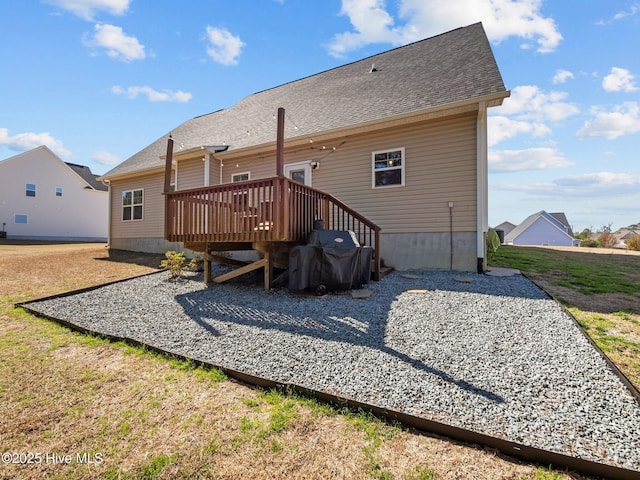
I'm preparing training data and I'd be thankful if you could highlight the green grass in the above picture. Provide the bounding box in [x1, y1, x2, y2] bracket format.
[345, 409, 400, 480]
[489, 246, 640, 296]
[136, 453, 178, 479]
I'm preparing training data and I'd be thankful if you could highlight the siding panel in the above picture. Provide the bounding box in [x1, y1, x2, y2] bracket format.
[110, 172, 165, 239]
[111, 112, 478, 242]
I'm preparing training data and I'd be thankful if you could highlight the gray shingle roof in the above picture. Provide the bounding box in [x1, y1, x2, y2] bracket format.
[103, 22, 507, 179]
[65, 162, 108, 191]
[549, 212, 574, 237]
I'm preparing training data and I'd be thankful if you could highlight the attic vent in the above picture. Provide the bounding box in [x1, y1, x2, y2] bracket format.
[369, 63, 378, 73]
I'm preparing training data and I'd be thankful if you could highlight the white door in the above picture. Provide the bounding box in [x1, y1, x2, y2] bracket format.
[284, 161, 312, 186]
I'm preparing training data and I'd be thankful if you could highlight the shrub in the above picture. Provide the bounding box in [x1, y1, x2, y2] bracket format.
[627, 235, 640, 252]
[580, 239, 598, 248]
[597, 231, 617, 248]
[487, 228, 500, 253]
[160, 250, 197, 278]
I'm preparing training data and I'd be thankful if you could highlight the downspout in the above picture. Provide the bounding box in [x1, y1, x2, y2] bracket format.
[102, 179, 111, 247]
[204, 154, 210, 187]
[476, 101, 488, 273]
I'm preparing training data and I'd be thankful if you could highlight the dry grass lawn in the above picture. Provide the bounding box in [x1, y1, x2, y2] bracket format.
[0, 242, 591, 479]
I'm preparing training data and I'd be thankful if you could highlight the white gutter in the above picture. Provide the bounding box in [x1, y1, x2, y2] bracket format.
[476, 101, 488, 272]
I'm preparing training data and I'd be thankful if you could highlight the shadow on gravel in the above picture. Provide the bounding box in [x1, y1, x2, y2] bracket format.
[174, 272, 519, 404]
[96, 249, 165, 269]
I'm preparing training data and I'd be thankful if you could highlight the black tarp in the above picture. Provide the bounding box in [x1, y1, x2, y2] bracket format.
[289, 230, 372, 292]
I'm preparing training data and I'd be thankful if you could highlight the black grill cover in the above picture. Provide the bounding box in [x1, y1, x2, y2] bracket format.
[289, 230, 372, 292]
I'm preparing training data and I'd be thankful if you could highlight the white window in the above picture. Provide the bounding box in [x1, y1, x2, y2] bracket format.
[372, 148, 405, 188]
[232, 172, 250, 182]
[26, 183, 36, 197]
[14, 214, 28, 224]
[122, 189, 143, 221]
[56, 187, 63, 197]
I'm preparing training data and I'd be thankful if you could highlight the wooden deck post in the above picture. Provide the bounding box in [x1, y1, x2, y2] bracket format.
[163, 136, 174, 240]
[276, 107, 285, 178]
[263, 249, 273, 291]
[164, 136, 174, 194]
[204, 244, 212, 284]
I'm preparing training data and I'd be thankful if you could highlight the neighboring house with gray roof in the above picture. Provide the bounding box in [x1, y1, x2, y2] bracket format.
[0, 146, 108, 241]
[504, 211, 579, 247]
[617, 229, 639, 248]
[494, 221, 516, 243]
[101, 23, 509, 272]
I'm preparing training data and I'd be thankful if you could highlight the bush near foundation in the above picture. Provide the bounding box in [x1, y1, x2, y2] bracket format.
[160, 250, 197, 278]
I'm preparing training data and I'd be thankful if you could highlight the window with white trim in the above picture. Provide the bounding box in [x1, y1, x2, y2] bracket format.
[15, 214, 28, 224]
[26, 183, 36, 197]
[56, 187, 63, 197]
[372, 148, 405, 188]
[232, 172, 250, 182]
[122, 189, 143, 221]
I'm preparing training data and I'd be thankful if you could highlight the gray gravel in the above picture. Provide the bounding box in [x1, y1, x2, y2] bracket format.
[24, 269, 640, 471]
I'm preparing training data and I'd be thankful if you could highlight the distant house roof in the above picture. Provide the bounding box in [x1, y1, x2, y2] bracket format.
[620, 230, 639, 240]
[549, 212, 574, 237]
[495, 221, 516, 234]
[102, 22, 508, 180]
[505, 210, 576, 245]
[0, 145, 107, 192]
[65, 162, 108, 191]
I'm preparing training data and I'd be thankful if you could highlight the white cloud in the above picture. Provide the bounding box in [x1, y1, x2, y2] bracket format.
[0, 128, 72, 158]
[327, 0, 401, 57]
[84, 23, 145, 62]
[613, 3, 640, 21]
[596, 3, 640, 25]
[111, 85, 192, 102]
[552, 69, 574, 84]
[205, 26, 245, 66]
[497, 172, 640, 199]
[489, 147, 572, 173]
[488, 116, 551, 146]
[577, 102, 640, 140]
[602, 67, 638, 93]
[45, 0, 130, 21]
[496, 85, 579, 122]
[488, 85, 578, 146]
[327, 0, 562, 58]
[92, 150, 120, 166]
[555, 172, 640, 192]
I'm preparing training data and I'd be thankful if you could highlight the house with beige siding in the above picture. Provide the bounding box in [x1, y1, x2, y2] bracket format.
[101, 23, 509, 279]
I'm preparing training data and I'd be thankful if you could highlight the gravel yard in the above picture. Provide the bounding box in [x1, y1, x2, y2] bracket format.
[24, 269, 640, 472]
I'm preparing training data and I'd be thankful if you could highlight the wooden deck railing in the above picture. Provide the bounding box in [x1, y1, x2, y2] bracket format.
[165, 176, 381, 279]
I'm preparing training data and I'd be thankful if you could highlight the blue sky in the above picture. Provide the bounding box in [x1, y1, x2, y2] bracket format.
[1, 1, 639, 232]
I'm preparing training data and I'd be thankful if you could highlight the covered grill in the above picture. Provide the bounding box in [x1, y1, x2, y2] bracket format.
[289, 229, 372, 294]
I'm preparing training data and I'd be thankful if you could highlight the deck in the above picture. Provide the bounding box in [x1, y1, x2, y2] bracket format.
[164, 176, 381, 288]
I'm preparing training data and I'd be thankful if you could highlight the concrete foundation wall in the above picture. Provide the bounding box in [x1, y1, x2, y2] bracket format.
[111, 232, 480, 273]
[110, 237, 191, 256]
[380, 232, 478, 271]
[109, 237, 259, 263]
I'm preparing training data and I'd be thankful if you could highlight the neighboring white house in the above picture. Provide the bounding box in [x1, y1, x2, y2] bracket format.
[503, 211, 579, 247]
[0, 146, 108, 241]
